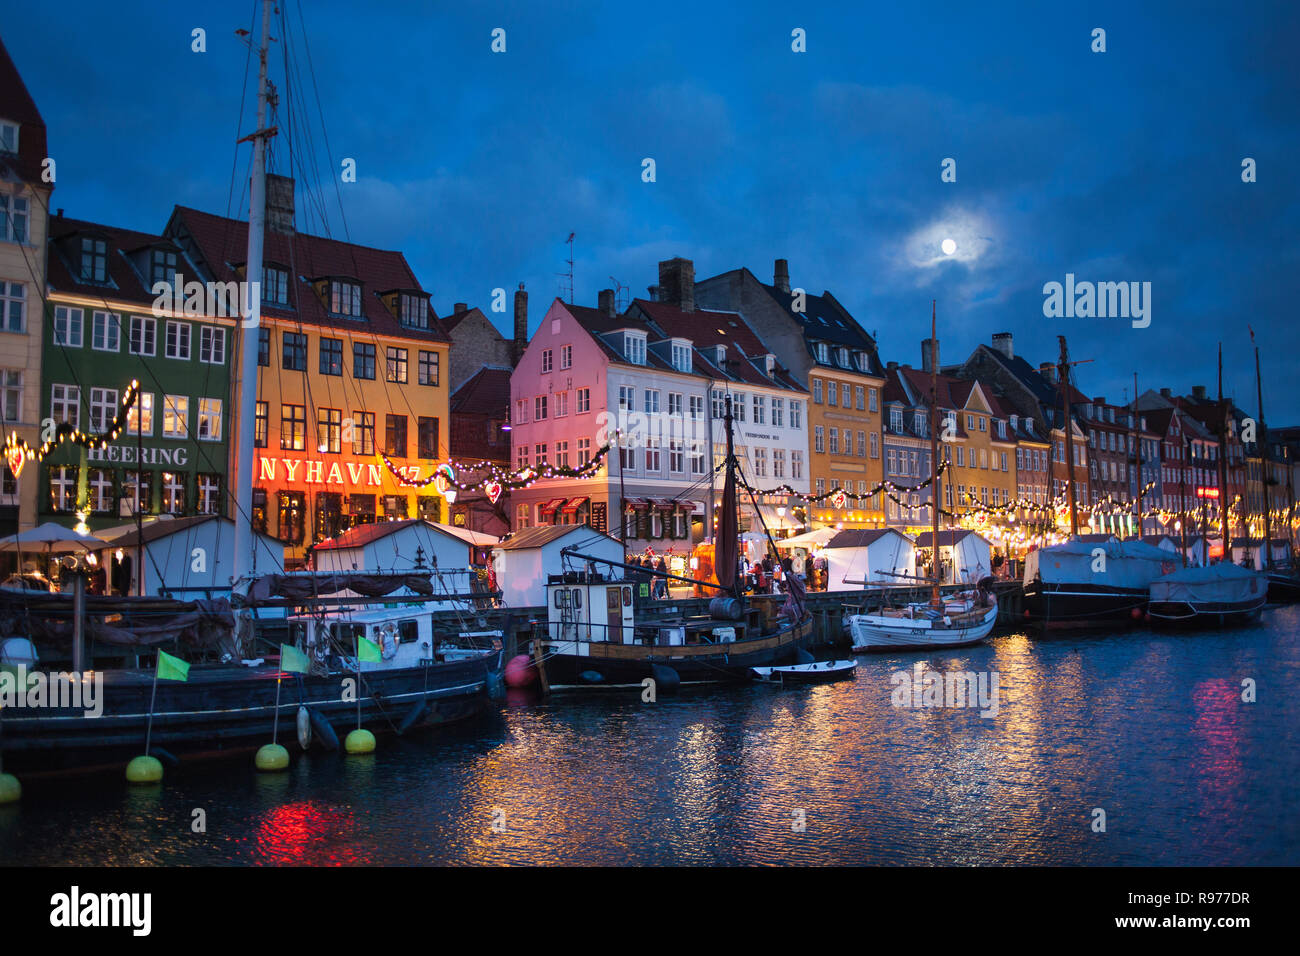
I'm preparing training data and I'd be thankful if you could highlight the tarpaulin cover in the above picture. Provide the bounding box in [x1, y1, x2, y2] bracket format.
[246, 573, 434, 603]
[1149, 562, 1266, 604]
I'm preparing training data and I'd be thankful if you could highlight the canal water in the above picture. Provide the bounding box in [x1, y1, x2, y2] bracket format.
[3, 607, 1297, 866]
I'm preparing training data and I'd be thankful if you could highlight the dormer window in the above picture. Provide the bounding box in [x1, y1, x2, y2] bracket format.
[1009, 414, 1018, 429]
[80, 237, 108, 282]
[714, 344, 727, 366]
[400, 292, 429, 329]
[815, 342, 830, 363]
[836, 347, 850, 367]
[764, 353, 776, 376]
[1025, 417, 1034, 433]
[623, 332, 646, 366]
[150, 248, 178, 288]
[0, 120, 16, 154]
[855, 351, 868, 372]
[914, 410, 927, 435]
[264, 266, 290, 306]
[890, 408, 903, 433]
[330, 280, 363, 318]
[671, 340, 692, 373]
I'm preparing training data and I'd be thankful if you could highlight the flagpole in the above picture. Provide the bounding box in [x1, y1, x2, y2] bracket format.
[143, 668, 159, 756]
[272, 676, 282, 745]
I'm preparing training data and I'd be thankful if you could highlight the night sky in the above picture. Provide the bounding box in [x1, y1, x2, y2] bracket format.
[6, 1, 1296, 417]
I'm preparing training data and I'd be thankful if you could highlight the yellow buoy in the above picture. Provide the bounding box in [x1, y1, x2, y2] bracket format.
[125, 755, 163, 784]
[344, 728, 375, 754]
[0, 773, 20, 804]
[255, 743, 290, 772]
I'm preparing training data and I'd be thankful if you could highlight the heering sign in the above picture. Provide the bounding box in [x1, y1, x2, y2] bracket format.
[256, 455, 401, 488]
[87, 444, 190, 467]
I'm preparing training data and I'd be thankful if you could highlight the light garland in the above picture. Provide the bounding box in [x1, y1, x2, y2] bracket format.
[377, 442, 613, 493]
[4, 380, 141, 476]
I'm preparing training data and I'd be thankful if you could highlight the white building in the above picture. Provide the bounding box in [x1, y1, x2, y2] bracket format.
[492, 524, 624, 609]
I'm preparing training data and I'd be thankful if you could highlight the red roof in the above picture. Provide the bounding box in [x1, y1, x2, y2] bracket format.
[0, 35, 48, 185]
[166, 205, 449, 343]
[630, 299, 801, 390]
[312, 518, 458, 552]
[47, 216, 183, 306]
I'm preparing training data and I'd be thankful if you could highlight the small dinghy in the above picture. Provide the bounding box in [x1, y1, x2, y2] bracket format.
[751, 660, 858, 684]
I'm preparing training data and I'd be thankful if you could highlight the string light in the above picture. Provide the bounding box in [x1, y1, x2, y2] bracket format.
[4, 379, 140, 467]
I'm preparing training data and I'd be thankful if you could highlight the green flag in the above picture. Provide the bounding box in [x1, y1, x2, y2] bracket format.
[356, 635, 382, 663]
[280, 643, 311, 674]
[156, 649, 190, 682]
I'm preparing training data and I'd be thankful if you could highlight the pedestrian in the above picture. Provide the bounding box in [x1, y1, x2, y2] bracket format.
[654, 557, 668, 599]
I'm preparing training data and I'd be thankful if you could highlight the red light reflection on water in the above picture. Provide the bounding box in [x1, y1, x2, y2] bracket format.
[255, 801, 368, 866]
[1190, 679, 1243, 816]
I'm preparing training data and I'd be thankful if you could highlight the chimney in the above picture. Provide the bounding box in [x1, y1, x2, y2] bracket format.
[774, 258, 790, 295]
[598, 289, 616, 317]
[886, 360, 898, 371]
[453, 302, 468, 314]
[657, 257, 695, 312]
[1039, 362, 1057, 385]
[1094, 396, 1106, 406]
[512, 284, 528, 365]
[1160, 387, 1172, 399]
[991, 332, 1013, 359]
[266, 173, 296, 235]
[921, 337, 939, 373]
[1192, 384, 1207, 401]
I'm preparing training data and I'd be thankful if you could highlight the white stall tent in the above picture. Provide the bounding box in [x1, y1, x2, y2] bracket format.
[822, 529, 916, 588]
[98, 515, 284, 598]
[492, 524, 625, 609]
[913, 530, 992, 585]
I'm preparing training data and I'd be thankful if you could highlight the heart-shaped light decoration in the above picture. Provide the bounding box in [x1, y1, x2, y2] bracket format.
[435, 473, 449, 495]
[485, 480, 503, 504]
[444, 489, 457, 505]
[6, 446, 24, 479]
[830, 489, 847, 509]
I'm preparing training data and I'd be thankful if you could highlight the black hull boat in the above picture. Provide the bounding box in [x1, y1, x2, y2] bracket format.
[1, 650, 505, 776]
[1021, 580, 1151, 630]
[1021, 540, 1178, 631]
[1148, 563, 1268, 629]
[1266, 571, 1300, 604]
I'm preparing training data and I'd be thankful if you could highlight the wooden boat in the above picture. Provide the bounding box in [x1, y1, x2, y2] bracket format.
[0, 592, 504, 776]
[1148, 563, 1267, 627]
[752, 659, 857, 683]
[848, 587, 997, 651]
[1022, 539, 1175, 629]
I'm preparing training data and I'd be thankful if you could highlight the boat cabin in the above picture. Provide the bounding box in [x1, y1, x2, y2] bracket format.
[545, 572, 636, 649]
[286, 604, 493, 672]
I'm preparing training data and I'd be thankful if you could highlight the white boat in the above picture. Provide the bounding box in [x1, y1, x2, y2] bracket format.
[751, 659, 858, 683]
[848, 587, 997, 651]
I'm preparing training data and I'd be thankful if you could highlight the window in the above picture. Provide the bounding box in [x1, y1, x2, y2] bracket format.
[789, 401, 802, 430]
[620, 386, 635, 410]
[773, 449, 785, 478]
[386, 347, 408, 383]
[316, 337, 343, 375]
[857, 430, 866, 456]
[689, 395, 703, 420]
[257, 327, 269, 366]
[49, 465, 77, 512]
[541, 349, 553, 373]
[87, 468, 113, 514]
[352, 411, 375, 454]
[711, 389, 725, 418]
[1, 281, 25, 332]
[829, 428, 839, 454]
[385, 415, 407, 457]
[535, 443, 548, 465]
[161, 472, 187, 515]
[53, 306, 83, 347]
[280, 404, 306, 450]
[813, 379, 823, 404]
[197, 325, 225, 364]
[254, 401, 267, 447]
[827, 384, 837, 406]
[791, 450, 803, 479]
[80, 237, 107, 282]
[555, 440, 570, 468]
[316, 408, 342, 453]
[534, 395, 548, 420]
[278, 491, 306, 544]
[51, 384, 80, 428]
[733, 393, 746, 422]
[399, 293, 427, 328]
[668, 392, 683, 417]
[672, 342, 691, 372]
[624, 333, 646, 365]
[417, 417, 439, 459]
[0, 122, 16, 154]
[690, 441, 705, 475]
[150, 249, 178, 288]
[165, 321, 191, 360]
[197, 474, 221, 514]
[753, 447, 767, 477]
[353, 343, 375, 379]
[644, 438, 660, 471]
[0, 193, 28, 243]
[578, 437, 591, 464]
[560, 344, 573, 369]
[413, 350, 439, 386]
[264, 266, 290, 306]
[855, 385, 865, 411]
[1, 369, 21, 423]
[162, 395, 189, 438]
[331, 281, 363, 318]
[282, 332, 307, 370]
[620, 443, 636, 472]
[753, 395, 766, 424]
[129, 316, 157, 356]
[577, 388, 590, 414]
[815, 425, 825, 453]
[554, 391, 568, 417]
[815, 343, 829, 363]
[870, 432, 879, 458]
[644, 390, 660, 414]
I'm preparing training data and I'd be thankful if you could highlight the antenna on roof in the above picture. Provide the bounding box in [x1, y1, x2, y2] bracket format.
[609, 276, 630, 312]
[557, 232, 575, 304]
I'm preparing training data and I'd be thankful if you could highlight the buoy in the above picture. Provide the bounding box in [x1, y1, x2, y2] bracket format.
[503, 654, 537, 688]
[309, 708, 339, 751]
[650, 663, 681, 695]
[397, 700, 428, 735]
[255, 743, 290, 772]
[296, 706, 312, 750]
[1130, 606, 1143, 620]
[0, 773, 20, 804]
[344, 728, 376, 754]
[125, 755, 164, 784]
[1023, 609, 1031, 617]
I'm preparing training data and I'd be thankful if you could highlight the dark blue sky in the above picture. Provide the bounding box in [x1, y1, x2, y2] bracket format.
[6, 1, 1297, 417]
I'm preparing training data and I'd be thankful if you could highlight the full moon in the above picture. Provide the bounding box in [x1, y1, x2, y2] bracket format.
[941, 238, 956, 256]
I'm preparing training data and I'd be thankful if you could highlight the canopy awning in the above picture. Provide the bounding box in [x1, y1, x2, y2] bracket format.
[623, 498, 649, 510]
[560, 496, 590, 514]
[750, 504, 801, 531]
[539, 498, 567, 516]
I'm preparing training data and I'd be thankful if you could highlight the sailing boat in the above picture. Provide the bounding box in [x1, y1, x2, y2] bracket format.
[846, 304, 997, 651]
[534, 394, 814, 689]
[0, 1, 503, 777]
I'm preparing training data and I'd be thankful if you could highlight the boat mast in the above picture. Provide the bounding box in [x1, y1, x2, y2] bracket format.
[1217, 343, 1231, 556]
[233, 0, 273, 606]
[1057, 336, 1081, 538]
[1132, 372, 1142, 539]
[928, 301, 941, 609]
[1254, 334, 1271, 570]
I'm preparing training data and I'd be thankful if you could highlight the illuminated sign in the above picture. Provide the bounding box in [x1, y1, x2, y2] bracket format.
[1195, 486, 1220, 498]
[254, 455, 420, 488]
[87, 444, 190, 467]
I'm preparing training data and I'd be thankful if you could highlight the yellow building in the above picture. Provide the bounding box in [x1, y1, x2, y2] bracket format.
[808, 362, 886, 527]
[167, 204, 451, 567]
[0, 39, 52, 544]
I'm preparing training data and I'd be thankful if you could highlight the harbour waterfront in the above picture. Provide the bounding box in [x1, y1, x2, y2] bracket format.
[2, 608, 1296, 866]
